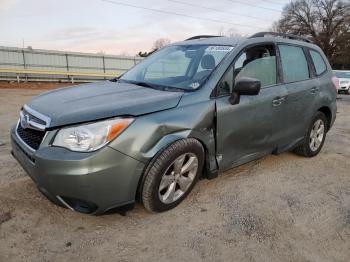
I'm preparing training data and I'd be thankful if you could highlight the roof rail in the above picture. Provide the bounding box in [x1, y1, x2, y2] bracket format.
[249, 32, 312, 43]
[185, 35, 222, 41]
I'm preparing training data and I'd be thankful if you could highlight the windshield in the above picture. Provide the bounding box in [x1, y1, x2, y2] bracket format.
[334, 71, 350, 79]
[120, 45, 234, 91]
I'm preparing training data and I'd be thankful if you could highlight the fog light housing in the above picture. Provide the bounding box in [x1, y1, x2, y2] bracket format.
[58, 196, 98, 214]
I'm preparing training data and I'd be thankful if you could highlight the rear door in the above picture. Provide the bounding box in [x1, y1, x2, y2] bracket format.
[215, 43, 288, 171]
[278, 44, 316, 143]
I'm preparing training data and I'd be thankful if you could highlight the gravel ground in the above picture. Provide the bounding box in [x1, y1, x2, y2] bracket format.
[0, 86, 349, 262]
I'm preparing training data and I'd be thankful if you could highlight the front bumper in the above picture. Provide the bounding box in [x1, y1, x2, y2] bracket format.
[11, 127, 145, 214]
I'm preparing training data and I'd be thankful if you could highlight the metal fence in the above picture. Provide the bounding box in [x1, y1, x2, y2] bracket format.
[0, 46, 143, 82]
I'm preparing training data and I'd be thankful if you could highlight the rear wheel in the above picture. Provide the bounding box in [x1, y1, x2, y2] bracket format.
[294, 112, 327, 157]
[141, 139, 204, 212]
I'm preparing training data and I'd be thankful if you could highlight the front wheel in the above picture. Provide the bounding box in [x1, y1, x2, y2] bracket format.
[141, 139, 204, 212]
[294, 111, 328, 157]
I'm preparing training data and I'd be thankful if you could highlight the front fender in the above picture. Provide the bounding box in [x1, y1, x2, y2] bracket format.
[108, 98, 217, 171]
[142, 127, 217, 171]
[141, 130, 191, 159]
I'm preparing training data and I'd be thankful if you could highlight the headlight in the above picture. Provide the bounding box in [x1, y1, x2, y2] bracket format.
[53, 118, 134, 152]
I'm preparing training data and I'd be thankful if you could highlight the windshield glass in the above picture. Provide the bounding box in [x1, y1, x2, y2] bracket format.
[334, 71, 350, 78]
[120, 45, 234, 91]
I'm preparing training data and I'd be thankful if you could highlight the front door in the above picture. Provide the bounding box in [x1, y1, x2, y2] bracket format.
[214, 43, 288, 171]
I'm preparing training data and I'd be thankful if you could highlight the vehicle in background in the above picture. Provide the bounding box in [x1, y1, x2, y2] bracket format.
[334, 70, 350, 95]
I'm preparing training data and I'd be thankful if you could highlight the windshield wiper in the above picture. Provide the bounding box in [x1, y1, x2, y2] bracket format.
[115, 79, 154, 88]
[119, 79, 183, 92]
[136, 82, 184, 92]
[132, 81, 157, 89]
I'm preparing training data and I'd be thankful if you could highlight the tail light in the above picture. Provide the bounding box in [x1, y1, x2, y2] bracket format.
[332, 76, 340, 92]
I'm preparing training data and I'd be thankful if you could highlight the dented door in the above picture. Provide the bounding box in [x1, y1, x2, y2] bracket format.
[215, 85, 288, 171]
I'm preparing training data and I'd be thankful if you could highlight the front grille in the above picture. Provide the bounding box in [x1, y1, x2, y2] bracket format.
[16, 124, 46, 150]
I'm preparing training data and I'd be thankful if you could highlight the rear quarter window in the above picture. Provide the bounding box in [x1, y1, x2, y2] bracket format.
[279, 45, 310, 83]
[309, 50, 327, 76]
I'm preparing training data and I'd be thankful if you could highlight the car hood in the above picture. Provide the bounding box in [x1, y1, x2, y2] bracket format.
[26, 81, 183, 128]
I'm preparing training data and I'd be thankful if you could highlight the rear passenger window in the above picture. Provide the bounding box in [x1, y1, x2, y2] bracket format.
[279, 45, 309, 83]
[310, 50, 327, 75]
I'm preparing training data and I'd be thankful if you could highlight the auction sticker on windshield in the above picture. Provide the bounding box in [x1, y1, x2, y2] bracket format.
[206, 46, 234, 52]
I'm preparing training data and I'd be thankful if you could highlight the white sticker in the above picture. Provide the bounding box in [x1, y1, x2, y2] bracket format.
[206, 46, 234, 52]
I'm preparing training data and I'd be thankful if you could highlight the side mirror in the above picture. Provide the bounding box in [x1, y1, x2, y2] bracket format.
[229, 77, 261, 105]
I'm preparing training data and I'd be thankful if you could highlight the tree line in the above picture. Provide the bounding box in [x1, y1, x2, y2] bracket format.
[138, 0, 349, 70]
[274, 0, 349, 70]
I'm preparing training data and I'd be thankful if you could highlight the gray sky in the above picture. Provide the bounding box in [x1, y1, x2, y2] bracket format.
[0, 0, 291, 55]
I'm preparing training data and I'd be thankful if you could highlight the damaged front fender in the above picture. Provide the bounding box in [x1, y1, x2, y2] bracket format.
[108, 97, 218, 175]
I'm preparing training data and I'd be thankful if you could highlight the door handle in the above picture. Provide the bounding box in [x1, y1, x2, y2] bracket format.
[310, 87, 319, 94]
[272, 97, 285, 107]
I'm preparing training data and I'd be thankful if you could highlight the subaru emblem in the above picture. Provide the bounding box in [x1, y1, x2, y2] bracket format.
[20, 113, 31, 129]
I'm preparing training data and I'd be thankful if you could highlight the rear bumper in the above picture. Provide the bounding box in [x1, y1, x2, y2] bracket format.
[11, 127, 145, 214]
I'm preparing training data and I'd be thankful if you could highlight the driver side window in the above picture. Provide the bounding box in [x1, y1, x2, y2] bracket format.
[217, 44, 277, 96]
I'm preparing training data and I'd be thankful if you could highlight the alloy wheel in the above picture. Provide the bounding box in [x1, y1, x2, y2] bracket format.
[309, 119, 325, 152]
[158, 153, 198, 204]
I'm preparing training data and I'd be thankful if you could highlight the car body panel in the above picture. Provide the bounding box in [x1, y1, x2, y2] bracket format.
[27, 81, 184, 127]
[215, 84, 289, 171]
[11, 127, 145, 214]
[283, 78, 318, 142]
[108, 93, 218, 172]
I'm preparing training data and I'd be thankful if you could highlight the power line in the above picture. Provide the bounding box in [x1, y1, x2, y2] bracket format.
[101, 0, 267, 29]
[261, 0, 285, 5]
[226, 0, 282, 12]
[167, 0, 275, 22]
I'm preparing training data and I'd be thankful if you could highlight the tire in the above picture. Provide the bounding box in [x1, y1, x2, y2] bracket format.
[294, 111, 328, 157]
[141, 138, 204, 212]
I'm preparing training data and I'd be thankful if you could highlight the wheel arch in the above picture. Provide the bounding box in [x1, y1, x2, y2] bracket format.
[317, 106, 332, 131]
[135, 131, 217, 201]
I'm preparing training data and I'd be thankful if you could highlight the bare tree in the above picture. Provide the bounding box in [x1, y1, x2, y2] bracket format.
[138, 38, 171, 57]
[217, 27, 242, 38]
[275, 0, 350, 68]
[218, 27, 226, 36]
[152, 38, 171, 50]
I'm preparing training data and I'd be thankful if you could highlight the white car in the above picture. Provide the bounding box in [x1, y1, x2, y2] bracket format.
[334, 70, 350, 95]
